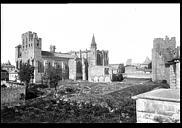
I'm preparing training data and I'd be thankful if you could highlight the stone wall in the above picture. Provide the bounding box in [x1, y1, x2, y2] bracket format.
[133, 89, 180, 123]
[125, 66, 152, 79]
[136, 99, 180, 123]
[109, 64, 119, 74]
[169, 61, 180, 89]
[176, 62, 180, 89]
[1, 83, 26, 107]
[169, 64, 176, 89]
[88, 66, 112, 82]
[125, 73, 152, 79]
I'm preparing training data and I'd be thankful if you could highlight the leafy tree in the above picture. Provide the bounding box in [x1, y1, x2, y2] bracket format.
[18, 63, 34, 98]
[117, 64, 125, 74]
[148, 62, 152, 69]
[43, 65, 62, 91]
[62, 64, 69, 80]
[18, 63, 34, 86]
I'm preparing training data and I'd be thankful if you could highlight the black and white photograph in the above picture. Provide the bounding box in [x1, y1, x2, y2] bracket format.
[1, 3, 180, 123]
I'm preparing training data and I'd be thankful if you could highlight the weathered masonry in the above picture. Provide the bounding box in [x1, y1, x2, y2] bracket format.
[152, 36, 180, 87]
[132, 36, 180, 123]
[15, 31, 111, 83]
[132, 89, 180, 123]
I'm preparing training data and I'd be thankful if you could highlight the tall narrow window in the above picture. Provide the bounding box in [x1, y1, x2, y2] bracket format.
[20, 60, 22, 69]
[104, 68, 109, 75]
[32, 59, 34, 66]
[27, 59, 30, 64]
[16, 61, 18, 69]
[38, 61, 44, 73]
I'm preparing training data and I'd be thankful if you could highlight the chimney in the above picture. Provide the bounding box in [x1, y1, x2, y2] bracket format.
[50, 45, 56, 53]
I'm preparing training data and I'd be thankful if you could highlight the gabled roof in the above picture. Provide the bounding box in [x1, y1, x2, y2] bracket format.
[1, 64, 15, 68]
[54, 52, 76, 59]
[41, 51, 54, 56]
[143, 57, 151, 64]
[15, 44, 21, 48]
[41, 51, 76, 59]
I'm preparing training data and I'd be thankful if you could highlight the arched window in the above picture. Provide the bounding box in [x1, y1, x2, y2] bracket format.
[16, 61, 18, 69]
[104, 68, 109, 75]
[38, 61, 44, 73]
[76, 61, 82, 74]
[32, 59, 34, 66]
[76, 61, 82, 80]
[97, 53, 103, 65]
[20, 60, 22, 69]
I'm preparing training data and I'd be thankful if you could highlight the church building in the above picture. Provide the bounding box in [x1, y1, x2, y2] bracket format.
[15, 31, 111, 83]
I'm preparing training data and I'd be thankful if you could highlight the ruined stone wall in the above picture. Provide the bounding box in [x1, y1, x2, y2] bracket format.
[169, 64, 176, 89]
[169, 62, 180, 89]
[1, 83, 25, 107]
[96, 50, 109, 66]
[88, 66, 112, 82]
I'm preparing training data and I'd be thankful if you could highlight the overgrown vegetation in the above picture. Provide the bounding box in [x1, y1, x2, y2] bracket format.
[1, 79, 163, 123]
[42, 65, 62, 91]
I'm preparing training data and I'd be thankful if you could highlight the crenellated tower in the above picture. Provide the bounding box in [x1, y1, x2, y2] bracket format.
[21, 31, 42, 64]
[152, 35, 176, 83]
[21, 31, 43, 83]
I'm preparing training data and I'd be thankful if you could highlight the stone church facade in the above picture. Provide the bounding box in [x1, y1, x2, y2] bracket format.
[15, 31, 111, 83]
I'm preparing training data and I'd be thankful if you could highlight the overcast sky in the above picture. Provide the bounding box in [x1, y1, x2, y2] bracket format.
[1, 4, 180, 65]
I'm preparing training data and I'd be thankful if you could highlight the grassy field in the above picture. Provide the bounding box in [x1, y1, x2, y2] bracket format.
[1, 78, 167, 123]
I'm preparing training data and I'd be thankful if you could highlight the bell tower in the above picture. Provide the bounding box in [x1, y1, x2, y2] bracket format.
[89, 34, 97, 66]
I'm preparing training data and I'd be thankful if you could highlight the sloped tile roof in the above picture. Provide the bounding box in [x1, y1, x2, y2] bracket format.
[41, 51, 76, 59]
[143, 57, 151, 64]
[53, 52, 76, 59]
[41, 51, 54, 56]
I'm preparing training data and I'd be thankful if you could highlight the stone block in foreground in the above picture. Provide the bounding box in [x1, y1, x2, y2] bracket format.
[132, 89, 180, 123]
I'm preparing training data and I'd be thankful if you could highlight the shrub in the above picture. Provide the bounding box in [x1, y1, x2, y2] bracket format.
[1, 84, 7, 88]
[112, 73, 124, 82]
[162, 80, 167, 84]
